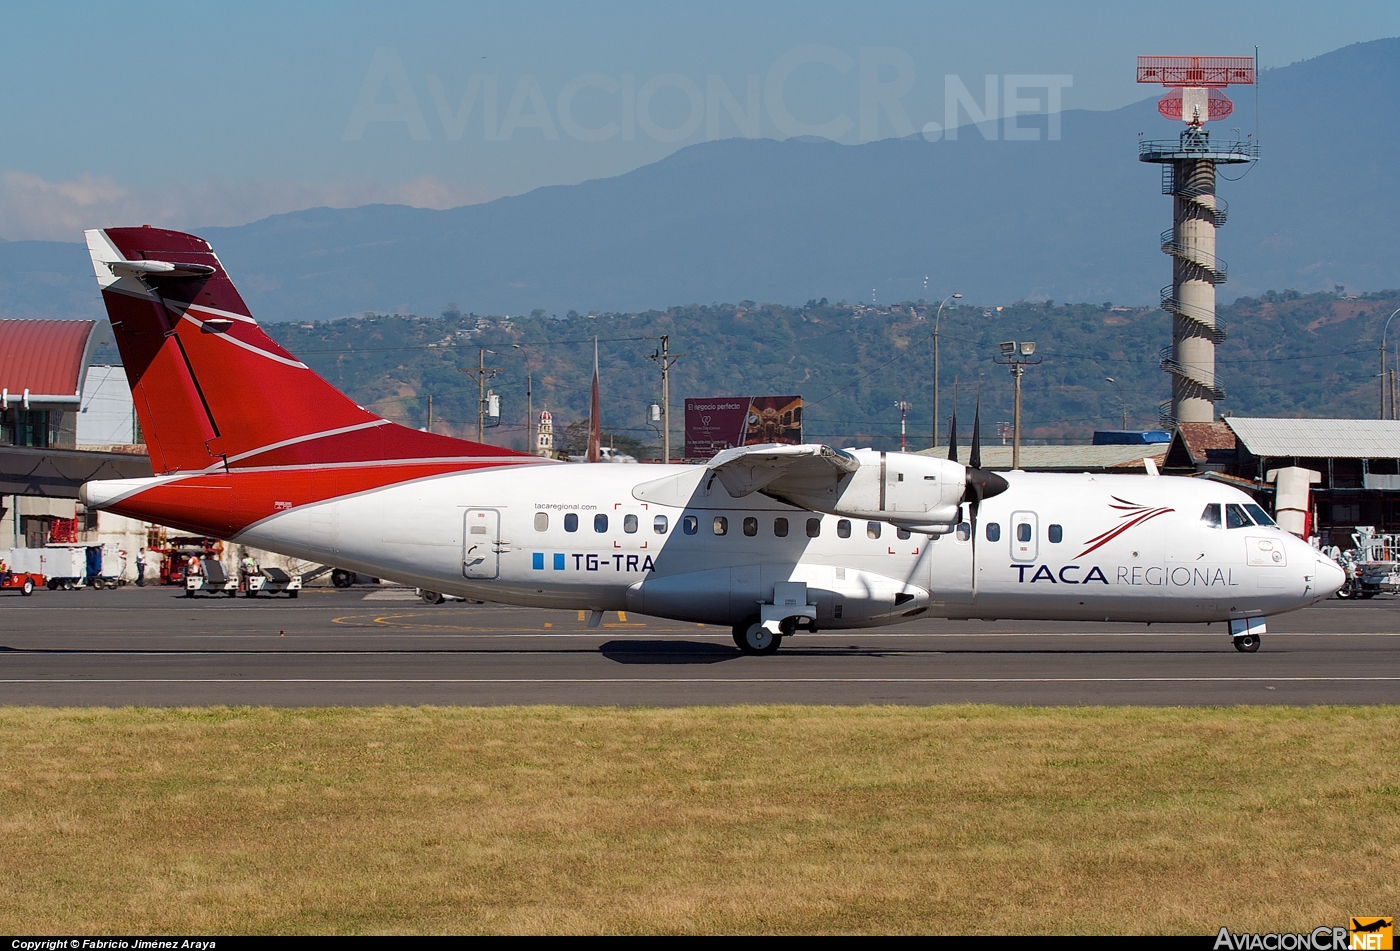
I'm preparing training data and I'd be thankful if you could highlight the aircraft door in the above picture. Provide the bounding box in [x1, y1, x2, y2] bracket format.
[463, 508, 500, 579]
[1010, 511, 1038, 562]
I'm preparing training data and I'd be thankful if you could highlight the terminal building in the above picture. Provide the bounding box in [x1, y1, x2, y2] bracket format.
[0, 319, 304, 584]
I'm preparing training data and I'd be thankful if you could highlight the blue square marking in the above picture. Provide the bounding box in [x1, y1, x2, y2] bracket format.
[553, 553, 566, 570]
[532, 552, 544, 570]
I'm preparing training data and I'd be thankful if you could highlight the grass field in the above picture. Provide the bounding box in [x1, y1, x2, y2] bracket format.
[1, 705, 1396, 934]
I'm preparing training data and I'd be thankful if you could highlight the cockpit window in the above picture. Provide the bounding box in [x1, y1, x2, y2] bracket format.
[1244, 504, 1276, 527]
[1225, 503, 1253, 529]
[1200, 504, 1221, 528]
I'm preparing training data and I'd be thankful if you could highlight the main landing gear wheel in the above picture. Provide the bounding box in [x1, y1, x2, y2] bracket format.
[331, 569, 354, 588]
[732, 616, 782, 655]
[1233, 633, 1261, 653]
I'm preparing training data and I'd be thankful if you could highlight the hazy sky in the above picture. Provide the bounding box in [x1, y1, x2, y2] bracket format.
[2, 1, 1395, 240]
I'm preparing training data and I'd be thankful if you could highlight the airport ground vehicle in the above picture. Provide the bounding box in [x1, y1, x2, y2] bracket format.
[1, 546, 122, 590]
[185, 558, 239, 597]
[1326, 527, 1400, 599]
[77, 227, 1346, 653]
[0, 570, 42, 596]
[245, 566, 302, 597]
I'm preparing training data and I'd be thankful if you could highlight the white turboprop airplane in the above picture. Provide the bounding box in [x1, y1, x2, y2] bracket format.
[77, 227, 1344, 653]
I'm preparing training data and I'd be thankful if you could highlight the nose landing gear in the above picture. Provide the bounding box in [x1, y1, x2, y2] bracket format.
[1232, 633, 1261, 653]
[1228, 617, 1265, 653]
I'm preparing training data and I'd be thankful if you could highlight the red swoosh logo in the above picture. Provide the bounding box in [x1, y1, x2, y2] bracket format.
[1075, 496, 1175, 558]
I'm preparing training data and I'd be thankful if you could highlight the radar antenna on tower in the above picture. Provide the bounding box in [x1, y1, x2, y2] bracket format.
[1137, 54, 1258, 425]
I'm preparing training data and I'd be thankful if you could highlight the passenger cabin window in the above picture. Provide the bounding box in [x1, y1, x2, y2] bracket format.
[1200, 503, 1221, 528]
[1225, 503, 1253, 529]
[534, 512, 549, 532]
[773, 517, 789, 537]
[986, 522, 1001, 542]
[1048, 524, 1063, 544]
[954, 523, 969, 541]
[900, 527, 914, 540]
[806, 518, 821, 538]
[867, 521, 881, 539]
[594, 513, 609, 533]
[623, 514, 638, 534]
[564, 513, 578, 533]
[654, 515, 668, 534]
[682, 515, 698, 535]
[1244, 504, 1276, 526]
[743, 517, 758, 536]
[837, 519, 851, 538]
[1017, 523, 1033, 543]
[713, 516, 728, 536]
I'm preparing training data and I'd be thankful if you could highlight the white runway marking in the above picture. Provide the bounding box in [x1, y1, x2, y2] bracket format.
[5, 677, 1400, 685]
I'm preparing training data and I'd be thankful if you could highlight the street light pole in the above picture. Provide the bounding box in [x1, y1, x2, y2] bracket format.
[995, 341, 1041, 470]
[1105, 376, 1128, 430]
[1382, 308, 1400, 419]
[932, 292, 962, 450]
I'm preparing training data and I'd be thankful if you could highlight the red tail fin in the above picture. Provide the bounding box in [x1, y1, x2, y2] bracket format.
[86, 227, 530, 474]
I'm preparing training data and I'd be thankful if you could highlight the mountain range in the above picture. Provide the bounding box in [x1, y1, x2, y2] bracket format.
[2, 38, 1397, 323]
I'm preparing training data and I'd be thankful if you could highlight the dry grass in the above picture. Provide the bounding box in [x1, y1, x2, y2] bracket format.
[0, 705, 1396, 934]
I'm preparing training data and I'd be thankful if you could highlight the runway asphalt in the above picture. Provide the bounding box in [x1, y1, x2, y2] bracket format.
[1, 584, 1397, 706]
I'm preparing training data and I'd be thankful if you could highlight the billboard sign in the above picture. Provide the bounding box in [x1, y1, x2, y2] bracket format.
[684, 395, 802, 459]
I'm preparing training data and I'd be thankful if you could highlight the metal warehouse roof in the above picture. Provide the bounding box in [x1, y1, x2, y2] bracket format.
[1224, 418, 1400, 458]
[0, 319, 99, 406]
[915, 444, 1164, 471]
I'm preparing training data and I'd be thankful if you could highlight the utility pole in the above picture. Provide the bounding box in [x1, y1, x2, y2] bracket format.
[458, 347, 501, 442]
[646, 334, 685, 463]
[427, 394, 433, 434]
[995, 341, 1041, 470]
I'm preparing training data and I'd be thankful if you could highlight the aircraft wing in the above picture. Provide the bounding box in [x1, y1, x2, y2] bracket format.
[706, 443, 860, 498]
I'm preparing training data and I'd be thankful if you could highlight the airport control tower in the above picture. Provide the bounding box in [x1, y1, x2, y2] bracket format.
[1138, 56, 1257, 424]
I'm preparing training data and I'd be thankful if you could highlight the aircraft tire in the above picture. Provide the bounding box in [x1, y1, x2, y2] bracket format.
[733, 616, 783, 655]
[420, 590, 445, 605]
[1232, 633, 1260, 653]
[331, 569, 354, 588]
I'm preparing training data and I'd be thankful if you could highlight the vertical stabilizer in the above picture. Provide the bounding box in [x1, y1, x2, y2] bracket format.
[85, 227, 532, 474]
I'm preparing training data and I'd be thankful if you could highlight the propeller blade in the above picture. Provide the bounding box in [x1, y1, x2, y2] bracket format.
[970, 389, 982, 470]
[962, 385, 1008, 519]
[946, 408, 958, 463]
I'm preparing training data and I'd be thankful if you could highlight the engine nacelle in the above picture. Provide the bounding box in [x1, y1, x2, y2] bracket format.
[772, 449, 966, 534]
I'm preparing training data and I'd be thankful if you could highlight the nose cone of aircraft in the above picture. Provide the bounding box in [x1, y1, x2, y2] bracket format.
[1314, 553, 1346, 600]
